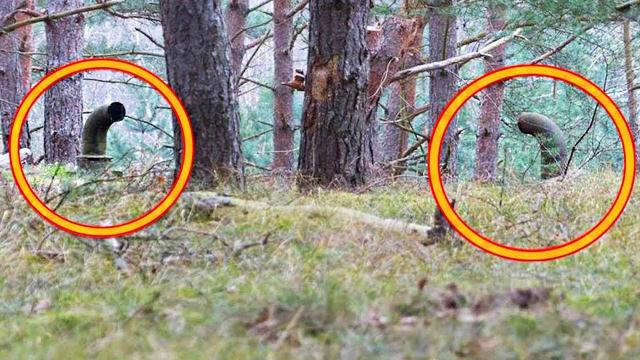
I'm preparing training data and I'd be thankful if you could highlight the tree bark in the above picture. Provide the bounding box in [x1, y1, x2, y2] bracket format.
[0, 0, 31, 153]
[44, 0, 85, 164]
[368, 16, 423, 171]
[297, 0, 371, 188]
[379, 14, 426, 175]
[272, 0, 295, 172]
[160, 0, 243, 189]
[474, 6, 507, 182]
[225, 0, 248, 76]
[623, 19, 639, 170]
[16, 0, 34, 94]
[379, 83, 405, 167]
[426, 0, 458, 181]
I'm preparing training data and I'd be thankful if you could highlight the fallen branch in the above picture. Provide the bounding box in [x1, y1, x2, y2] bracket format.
[181, 192, 450, 245]
[0, 0, 124, 35]
[389, 28, 523, 83]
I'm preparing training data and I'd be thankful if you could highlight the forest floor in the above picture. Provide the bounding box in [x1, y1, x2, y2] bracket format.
[1, 170, 639, 359]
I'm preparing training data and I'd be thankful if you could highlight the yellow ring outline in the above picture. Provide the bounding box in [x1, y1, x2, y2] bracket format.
[9, 59, 194, 238]
[428, 65, 636, 261]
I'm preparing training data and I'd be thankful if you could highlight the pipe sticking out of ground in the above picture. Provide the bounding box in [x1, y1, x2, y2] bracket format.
[81, 102, 126, 156]
[517, 112, 567, 179]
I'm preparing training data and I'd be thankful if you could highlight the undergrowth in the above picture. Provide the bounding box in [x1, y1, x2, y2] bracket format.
[0, 170, 639, 359]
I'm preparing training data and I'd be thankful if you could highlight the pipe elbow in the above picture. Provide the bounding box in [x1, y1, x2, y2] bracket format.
[81, 102, 126, 156]
[517, 112, 567, 179]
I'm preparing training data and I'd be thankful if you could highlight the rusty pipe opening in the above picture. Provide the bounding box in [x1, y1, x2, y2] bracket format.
[517, 112, 567, 179]
[81, 102, 126, 156]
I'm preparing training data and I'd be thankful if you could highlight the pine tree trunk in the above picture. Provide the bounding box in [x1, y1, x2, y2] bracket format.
[16, 0, 34, 94]
[379, 82, 404, 167]
[474, 6, 506, 182]
[427, 0, 458, 181]
[368, 16, 422, 172]
[0, 0, 31, 153]
[225, 0, 248, 77]
[297, 0, 371, 188]
[272, 0, 295, 172]
[623, 19, 639, 171]
[44, 0, 85, 164]
[160, 0, 243, 189]
[379, 15, 425, 175]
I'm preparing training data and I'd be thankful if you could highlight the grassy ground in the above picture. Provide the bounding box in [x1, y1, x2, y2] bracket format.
[1, 170, 639, 359]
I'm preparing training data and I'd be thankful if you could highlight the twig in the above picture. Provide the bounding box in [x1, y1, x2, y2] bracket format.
[238, 30, 271, 83]
[389, 28, 523, 83]
[529, 33, 580, 64]
[286, 0, 308, 18]
[563, 61, 609, 177]
[84, 50, 164, 58]
[246, 32, 273, 51]
[400, 137, 429, 159]
[126, 115, 174, 140]
[0, 0, 124, 35]
[243, 128, 273, 142]
[247, 0, 272, 14]
[134, 27, 164, 49]
[232, 233, 270, 257]
[83, 77, 154, 89]
[239, 76, 276, 91]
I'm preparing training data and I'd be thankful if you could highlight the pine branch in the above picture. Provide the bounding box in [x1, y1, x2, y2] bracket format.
[0, 0, 125, 35]
[389, 28, 523, 83]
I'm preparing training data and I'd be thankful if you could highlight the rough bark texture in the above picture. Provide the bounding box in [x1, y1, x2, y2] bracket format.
[368, 16, 423, 171]
[0, 1, 21, 152]
[0, 0, 31, 153]
[379, 83, 405, 166]
[44, 0, 85, 164]
[297, 0, 371, 188]
[272, 0, 295, 172]
[474, 6, 506, 182]
[225, 0, 248, 76]
[623, 19, 639, 170]
[427, 0, 458, 181]
[160, 0, 243, 189]
[379, 15, 426, 175]
[16, 0, 34, 93]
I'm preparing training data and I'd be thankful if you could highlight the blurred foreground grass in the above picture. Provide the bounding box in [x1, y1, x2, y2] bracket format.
[0, 170, 639, 359]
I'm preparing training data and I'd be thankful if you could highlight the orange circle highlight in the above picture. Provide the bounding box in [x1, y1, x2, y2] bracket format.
[9, 58, 194, 238]
[428, 64, 636, 262]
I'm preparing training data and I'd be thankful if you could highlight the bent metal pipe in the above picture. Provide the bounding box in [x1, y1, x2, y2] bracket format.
[517, 112, 567, 179]
[81, 102, 126, 156]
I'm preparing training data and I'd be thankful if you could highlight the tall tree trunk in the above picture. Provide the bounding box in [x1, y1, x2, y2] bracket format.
[225, 0, 248, 77]
[427, 0, 458, 181]
[16, 0, 34, 94]
[297, 0, 371, 188]
[160, 0, 243, 189]
[272, 0, 295, 172]
[0, 0, 31, 153]
[623, 19, 639, 171]
[474, 6, 506, 182]
[379, 14, 426, 175]
[44, 0, 85, 164]
[379, 82, 405, 167]
[368, 17, 422, 170]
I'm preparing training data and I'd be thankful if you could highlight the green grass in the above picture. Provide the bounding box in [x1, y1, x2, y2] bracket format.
[1, 171, 640, 359]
